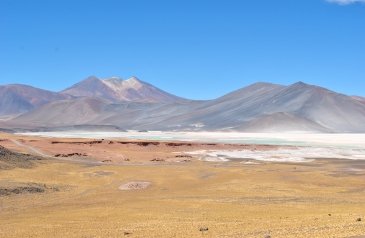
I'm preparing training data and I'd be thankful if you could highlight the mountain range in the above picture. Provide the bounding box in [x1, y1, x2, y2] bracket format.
[1, 76, 365, 133]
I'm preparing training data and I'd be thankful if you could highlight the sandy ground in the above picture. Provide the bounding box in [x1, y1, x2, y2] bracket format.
[0, 132, 288, 164]
[1, 132, 365, 237]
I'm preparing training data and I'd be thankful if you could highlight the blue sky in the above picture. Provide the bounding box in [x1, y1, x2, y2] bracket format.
[1, 0, 364, 99]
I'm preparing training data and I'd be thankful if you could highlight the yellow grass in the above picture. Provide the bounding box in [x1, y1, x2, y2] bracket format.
[1, 157, 365, 237]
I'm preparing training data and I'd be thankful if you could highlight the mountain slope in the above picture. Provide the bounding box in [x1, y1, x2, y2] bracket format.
[3, 81, 365, 133]
[0, 84, 70, 116]
[353, 96, 365, 104]
[61, 76, 187, 103]
[60, 76, 116, 101]
[155, 81, 365, 132]
[272, 82, 365, 132]
[7, 97, 109, 127]
[236, 112, 331, 132]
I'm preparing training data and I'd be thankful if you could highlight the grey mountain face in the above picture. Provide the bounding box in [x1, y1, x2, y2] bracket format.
[0, 84, 70, 116]
[132, 81, 365, 132]
[2, 79, 365, 133]
[61, 76, 186, 103]
[61, 76, 116, 101]
[353, 96, 365, 104]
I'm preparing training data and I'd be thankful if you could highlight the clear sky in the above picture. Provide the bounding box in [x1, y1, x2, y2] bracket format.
[1, 0, 365, 99]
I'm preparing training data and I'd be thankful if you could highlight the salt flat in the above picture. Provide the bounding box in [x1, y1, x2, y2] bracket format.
[187, 147, 365, 163]
[19, 131, 365, 147]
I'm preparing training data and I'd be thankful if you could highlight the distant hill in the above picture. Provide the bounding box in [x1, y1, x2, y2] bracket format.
[137, 81, 365, 132]
[61, 76, 187, 103]
[2, 77, 365, 133]
[0, 84, 70, 116]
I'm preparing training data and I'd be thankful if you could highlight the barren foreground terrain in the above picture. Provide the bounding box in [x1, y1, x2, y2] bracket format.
[1, 132, 365, 237]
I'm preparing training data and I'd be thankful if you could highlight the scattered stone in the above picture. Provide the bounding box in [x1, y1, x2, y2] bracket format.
[51, 140, 103, 145]
[166, 143, 192, 147]
[175, 155, 193, 158]
[55, 153, 87, 158]
[0, 186, 44, 196]
[181, 159, 191, 163]
[151, 158, 165, 162]
[0, 145, 41, 170]
[199, 227, 209, 234]
[119, 181, 151, 191]
[117, 141, 160, 146]
[136, 142, 159, 146]
[0, 183, 59, 196]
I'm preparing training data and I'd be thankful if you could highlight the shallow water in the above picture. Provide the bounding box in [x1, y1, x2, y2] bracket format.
[186, 147, 365, 163]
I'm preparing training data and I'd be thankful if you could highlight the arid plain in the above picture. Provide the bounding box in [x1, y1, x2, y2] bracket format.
[1, 132, 365, 238]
